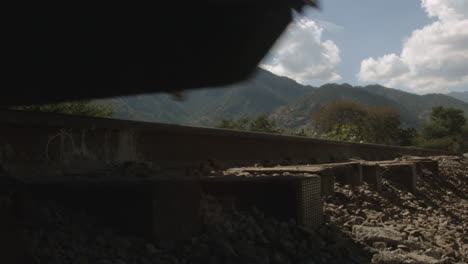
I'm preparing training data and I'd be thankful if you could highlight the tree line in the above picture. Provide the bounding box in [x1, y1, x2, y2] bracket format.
[10, 99, 467, 152]
[9, 100, 115, 118]
[216, 100, 468, 153]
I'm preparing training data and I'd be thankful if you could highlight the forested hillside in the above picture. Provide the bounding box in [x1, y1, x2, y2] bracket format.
[272, 84, 468, 129]
[95, 68, 312, 125]
[448, 91, 468, 103]
[95, 70, 468, 128]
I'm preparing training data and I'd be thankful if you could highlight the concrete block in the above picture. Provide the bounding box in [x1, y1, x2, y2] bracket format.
[297, 176, 323, 229]
[380, 163, 417, 193]
[323, 162, 363, 187]
[416, 160, 439, 177]
[401, 157, 439, 177]
[361, 163, 382, 192]
[225, 165, 334, 196]
[317, 169, 335, 196]
[201, 174, 323, 230]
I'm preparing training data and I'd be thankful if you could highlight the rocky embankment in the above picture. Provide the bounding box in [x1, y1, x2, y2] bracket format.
[3, 156, 467, 263]
[22, 195, 370, 264]
[324, 157, 467, 263]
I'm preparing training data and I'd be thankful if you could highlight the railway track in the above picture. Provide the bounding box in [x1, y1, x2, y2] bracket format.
[0, 109, 460, 233]
[0, 109, 465, 263]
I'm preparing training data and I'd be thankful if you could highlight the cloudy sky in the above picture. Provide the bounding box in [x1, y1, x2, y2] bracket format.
[260, 0, 468, 94]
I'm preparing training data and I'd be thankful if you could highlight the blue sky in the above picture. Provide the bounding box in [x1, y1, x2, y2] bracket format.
[260, 0, 468, 94]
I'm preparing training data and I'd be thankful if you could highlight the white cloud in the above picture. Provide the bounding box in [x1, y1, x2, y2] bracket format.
[358, 0, 468, 93]
[422, 0, 468, 21]
[316, 20, 344, 33]
[260, 15, 342, 84]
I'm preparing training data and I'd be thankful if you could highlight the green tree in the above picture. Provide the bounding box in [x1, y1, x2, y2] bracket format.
[323, 124, 365, 142]
[287, 128, 318, 137]
[365, 105, 402, 145]
[314, 100, 368, 136]
[313, 100, 408, 144]
[398, 127, 417, 146]
[248, 114, 283, 134]
[215, 114, 283, 134]
[416, 106, 467, 152]
[215, 118, 250, 130]
[11, 100, 115, 118]
[314, 100, 369, 142]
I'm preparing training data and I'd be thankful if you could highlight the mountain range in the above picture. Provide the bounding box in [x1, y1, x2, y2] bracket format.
[95, 69, 312, 125]
[273, 84, 468, 129]
[448, 91, 468, 103]
[95, 68, 468, 129]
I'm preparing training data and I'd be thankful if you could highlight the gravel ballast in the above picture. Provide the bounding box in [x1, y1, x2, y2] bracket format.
[1, 156, 466, 263]
[324, 157, 467, 263]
